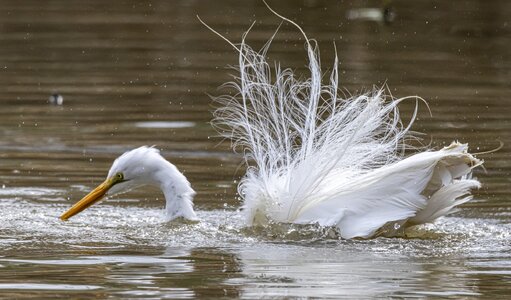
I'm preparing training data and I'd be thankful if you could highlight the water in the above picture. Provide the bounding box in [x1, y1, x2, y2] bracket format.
[0, 0, 510, 298]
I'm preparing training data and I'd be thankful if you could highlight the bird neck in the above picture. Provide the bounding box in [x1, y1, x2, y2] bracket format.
[156, 164, 198, 221]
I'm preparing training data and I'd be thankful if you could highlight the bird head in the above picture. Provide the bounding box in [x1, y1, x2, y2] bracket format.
[60, 146, 165, 221]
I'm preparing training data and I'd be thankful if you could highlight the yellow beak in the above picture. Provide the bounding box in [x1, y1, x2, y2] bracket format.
[60, 176, 118, 221]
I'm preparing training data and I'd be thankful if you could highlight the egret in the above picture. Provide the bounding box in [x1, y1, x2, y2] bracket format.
[203, 9, 483, 238]
[60, 146, 197, 221]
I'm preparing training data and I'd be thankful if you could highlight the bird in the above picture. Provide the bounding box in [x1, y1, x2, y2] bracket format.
[346, 1, 396, 25]
[49, 93, 64, 105]
[60, 146, 197, 221]
[203, 7, 482, 239]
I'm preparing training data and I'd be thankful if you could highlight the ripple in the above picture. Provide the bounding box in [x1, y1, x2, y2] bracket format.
[0, 199, 510, 255]
[4, 255, 186, 266]
[0, 283, 101, 290]
[1, 199, 510, 298]
[133, 121, 195, 129]
[0, 187, 62, 197]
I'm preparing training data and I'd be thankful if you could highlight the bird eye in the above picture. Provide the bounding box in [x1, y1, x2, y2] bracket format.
[115, 172, 124, 181]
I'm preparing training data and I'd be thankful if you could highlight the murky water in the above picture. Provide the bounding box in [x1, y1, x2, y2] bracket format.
[0, 0, 510, 298]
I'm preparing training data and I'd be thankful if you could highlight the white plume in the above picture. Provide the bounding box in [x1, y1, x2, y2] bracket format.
[207, 15, 482, 238]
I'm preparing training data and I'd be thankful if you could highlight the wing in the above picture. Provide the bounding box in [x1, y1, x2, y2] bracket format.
[294, 142, 481, 238]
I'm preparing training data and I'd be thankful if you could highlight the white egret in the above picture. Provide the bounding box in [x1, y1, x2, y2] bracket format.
[60, 146, 197, 221]
[203, 9, 483, 238]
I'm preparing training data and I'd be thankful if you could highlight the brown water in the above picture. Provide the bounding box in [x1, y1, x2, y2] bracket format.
[0, 0, 510, 298]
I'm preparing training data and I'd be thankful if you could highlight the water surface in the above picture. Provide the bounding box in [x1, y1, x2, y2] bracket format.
[0, 0, 510, 298]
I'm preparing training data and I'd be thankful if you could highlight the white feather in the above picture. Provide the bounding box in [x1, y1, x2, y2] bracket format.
[212, 21, 482, 238]
[108, 146, 197, 221]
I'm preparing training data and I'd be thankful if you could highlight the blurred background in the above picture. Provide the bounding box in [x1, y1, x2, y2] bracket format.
[0, 0, 509, 210]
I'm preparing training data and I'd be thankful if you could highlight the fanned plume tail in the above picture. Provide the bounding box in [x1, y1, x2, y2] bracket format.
[206, 13, 482, 238]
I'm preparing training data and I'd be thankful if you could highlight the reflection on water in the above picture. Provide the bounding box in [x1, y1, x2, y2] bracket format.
[0, 0, 510, 298]
[1, 199, 510, 298]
